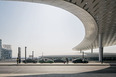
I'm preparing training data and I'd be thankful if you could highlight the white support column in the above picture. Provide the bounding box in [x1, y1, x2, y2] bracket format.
[99, 33, 103, 63]
[91, 46, 93, 53]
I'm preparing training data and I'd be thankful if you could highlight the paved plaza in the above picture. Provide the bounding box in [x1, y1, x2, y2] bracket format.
[0, 63, 116, 77]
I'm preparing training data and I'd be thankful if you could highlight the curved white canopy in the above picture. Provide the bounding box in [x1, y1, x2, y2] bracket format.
[2, 0, 105, 51]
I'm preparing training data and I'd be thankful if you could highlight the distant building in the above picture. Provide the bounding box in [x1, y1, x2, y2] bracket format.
[0, 39, 12, 60]
[0, 39, 2, 59]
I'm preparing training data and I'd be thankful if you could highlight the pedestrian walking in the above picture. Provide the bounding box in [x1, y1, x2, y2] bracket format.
[66, 58, 69, 64]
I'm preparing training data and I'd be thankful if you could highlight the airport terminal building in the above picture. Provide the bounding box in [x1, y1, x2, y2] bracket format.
[1, 0, 116, 62]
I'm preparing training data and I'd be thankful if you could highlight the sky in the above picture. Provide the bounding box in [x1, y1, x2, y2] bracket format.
[0, 1, 115, 57]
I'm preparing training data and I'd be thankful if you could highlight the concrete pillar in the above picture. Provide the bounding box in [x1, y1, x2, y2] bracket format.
[18, 47, 21, 63]
[25, 47, 27, 62]
[99, 33, 103, 63]
[91, 46, 93, 53]
[32, 51, 34, 60]
[82, 51, 84, 60]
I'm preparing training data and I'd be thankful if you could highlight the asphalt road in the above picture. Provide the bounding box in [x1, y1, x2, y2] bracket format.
[0, 66, 116, 77]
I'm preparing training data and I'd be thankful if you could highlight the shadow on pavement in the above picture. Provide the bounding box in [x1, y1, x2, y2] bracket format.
[81, 66, 116, 73]
[9, 74, 116, 77]
[9, 66, 116, 77]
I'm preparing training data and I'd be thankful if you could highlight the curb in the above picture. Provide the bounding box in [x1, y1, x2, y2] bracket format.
[0, 63, 116, 66]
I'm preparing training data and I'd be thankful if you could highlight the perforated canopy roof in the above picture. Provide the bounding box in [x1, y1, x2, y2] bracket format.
[3, 0, 116, 51]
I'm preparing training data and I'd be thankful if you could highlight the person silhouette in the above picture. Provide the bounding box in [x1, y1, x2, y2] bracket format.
[66, 58, 69, 64]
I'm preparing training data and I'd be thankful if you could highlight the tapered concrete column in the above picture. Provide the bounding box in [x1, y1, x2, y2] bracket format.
[82, 51, 84, 60]
[99, 33, 103, 62]
[91, 46, 93, 53]
[32, 51, 34, 60]
[18, 47, 21, 63]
